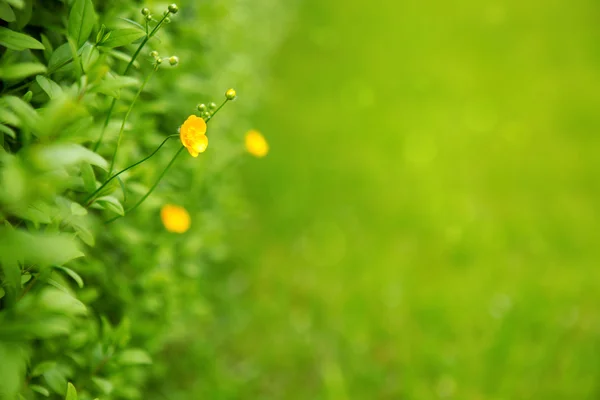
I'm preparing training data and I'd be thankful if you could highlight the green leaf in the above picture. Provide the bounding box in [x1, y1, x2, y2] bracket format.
[0, 343, 28, 400]
[91, 377, 113, 395]
[119, 17, 145, 31]
[54, 266, 84, 289]
[80, 42, 99, 72]
[43, 367, 67, 395]
[99, 28, 145, 48]
[5, 0, 24, 9]
[0, 26, 43, 50]
[0, 62, 46, 80]
[117, 348, 152, 365]
[31, 361, 57, 377]
[95, 23, 105, 44]
[95, 196, 125, 216]
[40, 33, 53, 60]
[0, 228, 84, 267]
[36, 75, 63, 99]
[31, 144, 108, 171]
[80, 162, 96, 192]
[48, 43, 72, 73]
[0, 95, 39, 131]
[65, 382, 78, 400]
[29, 384, 50, 397]
[40, 288, 87, 315]
[0, 2, 16, 22]
[68, 0, 96, 48]
[90, 74, 138, 98]
[0, 124, 16, 138]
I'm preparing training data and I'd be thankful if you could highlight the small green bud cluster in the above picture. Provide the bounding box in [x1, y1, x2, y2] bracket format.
[141, 4, 178, 23]
[150, 51, 180, 68]
[196, 90, 236, 121]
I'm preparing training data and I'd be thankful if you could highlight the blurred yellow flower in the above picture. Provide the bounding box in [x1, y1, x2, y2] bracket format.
[180, 115, 208, 157]
[160, 204, 191, 233]
[245, 130, 269, 157]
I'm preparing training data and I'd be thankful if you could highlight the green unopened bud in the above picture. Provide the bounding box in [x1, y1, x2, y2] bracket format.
[150, 50, 159, 58]
[208, 102, 217, 111]
[197, 104, 207, 112]
[169, 56, 179, 66]
[141, 7, 150, 16]
[168, 4, 179, 14]
[225, 88, 236, 100]
[164, 17, 171, 23]
[145, 14, 153, 21]
[202, 111, 211, 120]
[156, 57, 163, 64]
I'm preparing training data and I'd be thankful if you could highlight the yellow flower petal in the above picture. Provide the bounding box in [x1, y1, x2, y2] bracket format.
[160, 204, 191, 233]
[180, 115, 208, 156]
[245, 129, 269, 158]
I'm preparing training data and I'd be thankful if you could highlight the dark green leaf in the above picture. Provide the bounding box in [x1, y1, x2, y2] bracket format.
[36, 75, 63, 99]
[48, 43, 72, 73]
[0, 2, 16, 22]
[0, 124, 16, 138]
[0, 26, 43, 50]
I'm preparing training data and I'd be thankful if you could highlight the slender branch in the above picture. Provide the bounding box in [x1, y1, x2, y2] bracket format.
[105, 146, 184, 224]
[108, 68, 156, 175]
[85, 135, 178, 206]
[93, 13, 171, 152]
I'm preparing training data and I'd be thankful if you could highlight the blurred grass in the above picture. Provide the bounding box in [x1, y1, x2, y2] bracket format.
[199, 0, 600, 398]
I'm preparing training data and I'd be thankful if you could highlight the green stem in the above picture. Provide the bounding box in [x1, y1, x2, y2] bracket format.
[85, 135, 178, 206]
[105, 146, 184, 224]
[93, 13, 171, 152]
[107, 68, 156, 176]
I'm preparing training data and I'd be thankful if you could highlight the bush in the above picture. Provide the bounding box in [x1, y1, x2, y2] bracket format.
[0, 0, 287, 398]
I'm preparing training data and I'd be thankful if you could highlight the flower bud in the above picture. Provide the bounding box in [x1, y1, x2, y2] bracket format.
[197, 104, 207, 112]
[225, 88, 236, 100]
[150, 50, 159, 58]
[208, 102, 217, 111]
[164, 17, 171, 23]
[145, 14, 153, 21]
[202, 111, 211, 120]
[156, 57, 163, 64]
[168, 4, 179, 14]
[169, 56, 179, 66]
[141, 7, 150, 16]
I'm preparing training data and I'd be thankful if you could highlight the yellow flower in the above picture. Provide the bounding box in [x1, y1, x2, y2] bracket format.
[160, 204, 191, 233]
[180, 115, 208, 157]
[245, 129, 269, 157]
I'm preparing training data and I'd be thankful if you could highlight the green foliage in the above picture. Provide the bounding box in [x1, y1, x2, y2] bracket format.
[0, 0, 282, 398]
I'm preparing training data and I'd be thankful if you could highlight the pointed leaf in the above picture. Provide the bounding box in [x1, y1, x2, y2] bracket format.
[0, 26, 43, 50]
[36, 75, 63, 99]
[99, 29, 145, 48]
[95, 196, 125, 216]
[65, 382, 78, 400]
[0, 62, 46, 80]
[68, 0, 96, 48]
[54, 266, 84, 288]
[0, 2, 16, 22]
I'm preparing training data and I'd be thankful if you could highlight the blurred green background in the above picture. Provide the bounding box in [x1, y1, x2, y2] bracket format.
[202, 0, 600, 398]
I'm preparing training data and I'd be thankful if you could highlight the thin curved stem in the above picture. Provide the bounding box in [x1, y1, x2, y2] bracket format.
[108, 68, 156, 175]
[205, 98, 230, 123]
[93, 12, 171, 152]
[105, 146, 184, 224]
[85, 135, 178, 206]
